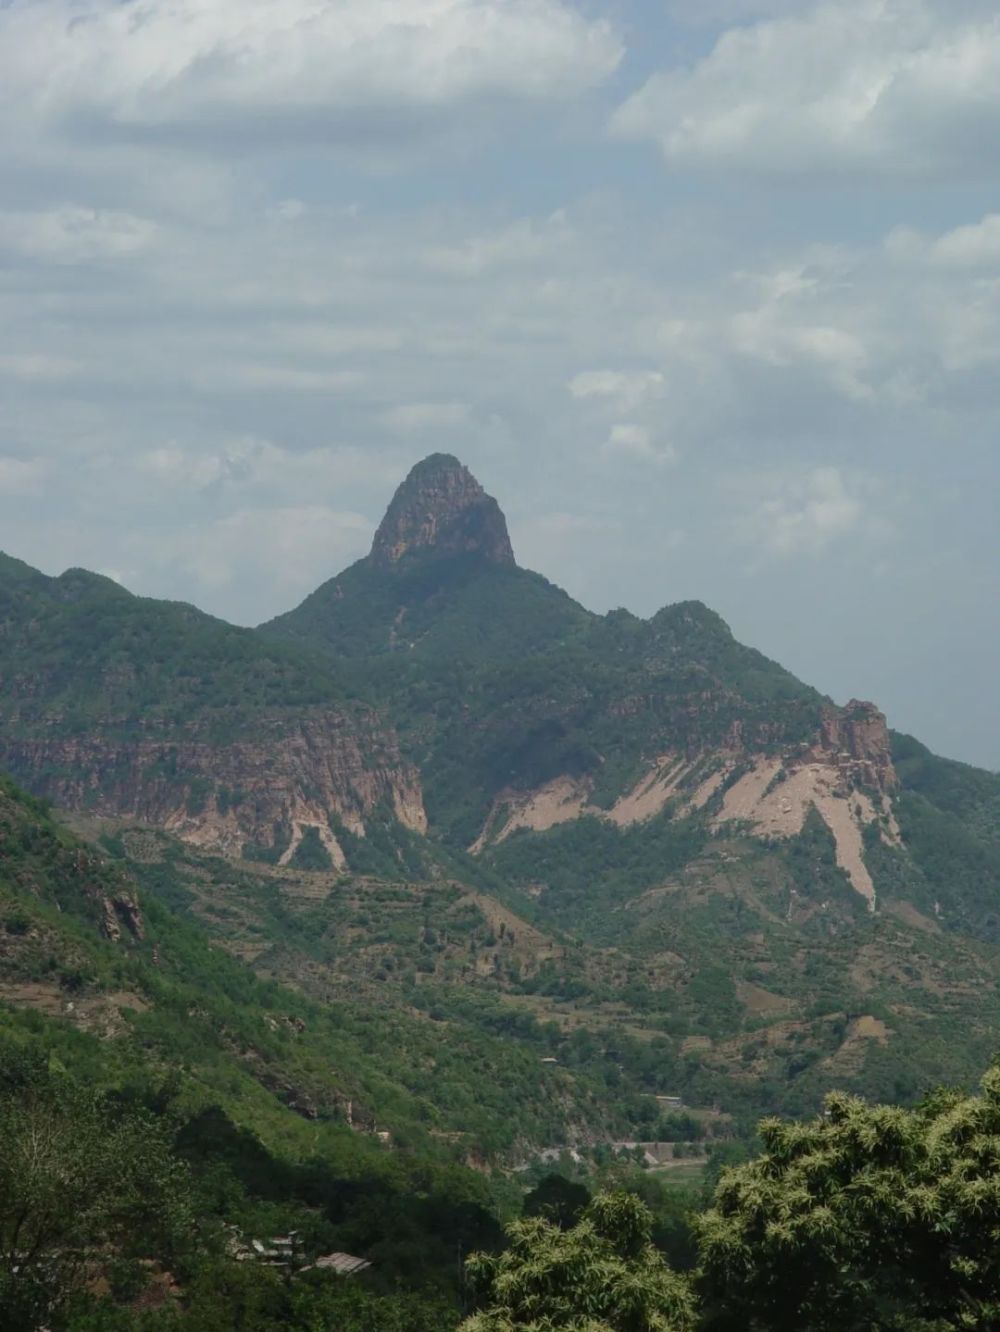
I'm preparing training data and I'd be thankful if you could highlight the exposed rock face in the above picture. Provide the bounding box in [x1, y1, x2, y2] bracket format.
[0, 708, 427, 859]
[370, 453, 515, 568]
[62, 846, 147, 943]
[816, 700, 897, 791]
[100, 890, 145, 943]
[471, 700, 898, 911]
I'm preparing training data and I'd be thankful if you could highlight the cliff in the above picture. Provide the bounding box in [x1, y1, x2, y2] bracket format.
[0, 707, 426, 863]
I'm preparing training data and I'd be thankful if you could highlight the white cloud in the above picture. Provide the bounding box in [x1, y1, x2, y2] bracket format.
[740, 467, 864, 556]
[0, 457, 51, 496]
[888, 214, 1000, 268]
[382, 402, 471, 433]
[612, 0, 1000, 179]
[604, 423, 677, 465]
[424, 216, 572, 276]
[0, 206, 158, 263]
[512, 508, 620, 578]
[271, 324, 404, 359]
[568, 369, 665, 412]
[730, 305, 874, 402]
[0, 353, 81, 382]
[199, 365, 364, 395]
[2, 0, 620, 148]
[664, 0, 808, 20]
[134, 439, 405, 502]
[139, 505, 371, 616]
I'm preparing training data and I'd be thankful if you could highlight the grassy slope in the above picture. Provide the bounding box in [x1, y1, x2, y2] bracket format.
[7, 538, 1000, 1143]
[888, 731, 1000, 937]
[479, 809, 1000, 1120]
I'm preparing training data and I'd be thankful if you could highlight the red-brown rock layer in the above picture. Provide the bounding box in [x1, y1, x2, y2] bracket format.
[0, 708, 426, 858]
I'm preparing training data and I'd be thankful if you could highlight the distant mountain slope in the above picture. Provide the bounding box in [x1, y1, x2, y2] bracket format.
[260, 452, 1000, 943]
[262, 454, 588, 666]
[260, 457, 897, 897]
[0, 775, 632, 1158]
[0, 554, 425, 860]
[887, 731, 1000, 938]
[3, 452, 999, 1138]
[78, 803, 1000, 1132]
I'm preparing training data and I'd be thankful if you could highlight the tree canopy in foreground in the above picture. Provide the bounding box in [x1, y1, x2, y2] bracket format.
[697, 1066, 1000, 1330]
[460, 1190, 696, 1332]
[462, 1065, 1000, 1332]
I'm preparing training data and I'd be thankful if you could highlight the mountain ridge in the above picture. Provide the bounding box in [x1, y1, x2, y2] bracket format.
[1, 454, 991, 904]
[1, 453, 1000, 1157]
[261, 457, 902, 902]
[0, 554, 426, 861]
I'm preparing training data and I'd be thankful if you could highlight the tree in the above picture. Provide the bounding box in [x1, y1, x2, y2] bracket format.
[522, 1174, 591, 1230]
[460, 1190, 695, 1331]
[0, 1060, 191, 1331]
[697, 1066, 1000, 1331]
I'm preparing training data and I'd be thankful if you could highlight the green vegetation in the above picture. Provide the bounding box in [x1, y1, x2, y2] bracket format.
[261, 526, 825, 847]
[264, 551, 588, 669]
[891, 731, 1000, 845]
[91, 797, 1000, 1137]
[0, 552, 355, 741]
[0, 779, 643, 1159]
[697, 1068, 1000, 1330]
[0, 1050, 190, 1331]
[461, 1191, 696, 1332]
[9, 1038, 1000, 1330]
[484, 814, 708, 933]
[0, 1044, 483, 1331]
[458, 1065, 1000, 1331]
[7, 466, 1000, 1146]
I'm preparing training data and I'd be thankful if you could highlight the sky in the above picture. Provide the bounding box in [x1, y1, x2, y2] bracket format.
[1, 0, 998, 769]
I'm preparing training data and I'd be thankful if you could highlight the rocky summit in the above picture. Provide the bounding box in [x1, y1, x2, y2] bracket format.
[369, 453, 515, 569]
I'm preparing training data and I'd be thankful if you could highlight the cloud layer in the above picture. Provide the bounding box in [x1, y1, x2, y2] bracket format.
[615, 0, 1000, 178]
[1, 0, 998, 766]
[2, 0, 621, 147]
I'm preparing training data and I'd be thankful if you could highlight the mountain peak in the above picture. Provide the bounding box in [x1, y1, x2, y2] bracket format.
[370, 454, 515, 569]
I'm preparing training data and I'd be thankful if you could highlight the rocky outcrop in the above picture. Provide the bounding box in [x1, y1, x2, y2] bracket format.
[63, 846, 147, 943]
[705, 704, 898, 909]
[0, 708, 427, 860]
[471, 700, 898, 911]
[815, 700, 897, 791]
[370, 453, 515, 568]
[100, 889, 145, 943]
